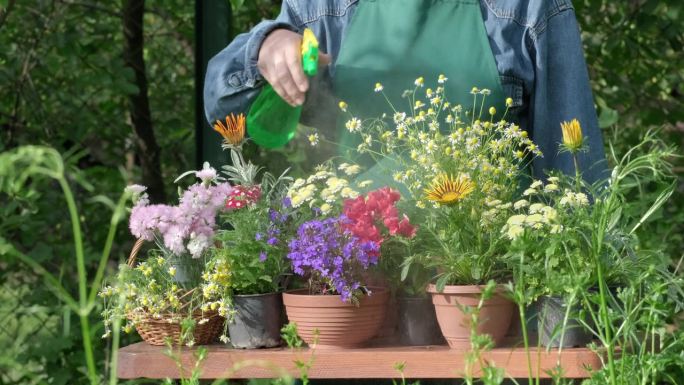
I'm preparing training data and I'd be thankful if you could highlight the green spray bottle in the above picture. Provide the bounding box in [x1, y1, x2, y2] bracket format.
[246, 28, 319, 148]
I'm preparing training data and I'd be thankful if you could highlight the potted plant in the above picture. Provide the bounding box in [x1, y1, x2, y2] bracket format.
[501, 174, 596, 348]
[283, 167, 416, 348]
[503, 121, 673, 349]
[100, 167, 233, 346]
[385, 219, 443, 346]
[332, 78, 541, 348]
[396, 261, 444, 346]
[210, 113, 292, 348]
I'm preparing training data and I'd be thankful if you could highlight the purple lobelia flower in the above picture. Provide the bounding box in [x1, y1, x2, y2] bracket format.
[287, 215, 380, 302]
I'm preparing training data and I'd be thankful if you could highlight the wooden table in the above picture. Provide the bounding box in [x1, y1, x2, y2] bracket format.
[118, 341, 601, 380]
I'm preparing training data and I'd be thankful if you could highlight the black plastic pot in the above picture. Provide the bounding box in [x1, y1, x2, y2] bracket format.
[536, 295, 593, 348]
[228, 292, 283, 349]
[397, 296, 444, 346]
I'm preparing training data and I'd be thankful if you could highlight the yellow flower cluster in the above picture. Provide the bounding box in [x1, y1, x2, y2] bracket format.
[287, 165, 365, 212]
[201, 259, 233, 318]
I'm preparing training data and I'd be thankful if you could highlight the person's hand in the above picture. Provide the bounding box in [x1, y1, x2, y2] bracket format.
[257, 29, 331, 106]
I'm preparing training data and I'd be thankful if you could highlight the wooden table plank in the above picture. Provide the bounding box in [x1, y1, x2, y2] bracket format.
[118, 342, 601, 379]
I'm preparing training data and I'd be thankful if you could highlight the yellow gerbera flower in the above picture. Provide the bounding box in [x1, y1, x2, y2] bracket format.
[560, 118, 584, 153]
[214, 113, 246, 146]
[424, 174, 475, 205]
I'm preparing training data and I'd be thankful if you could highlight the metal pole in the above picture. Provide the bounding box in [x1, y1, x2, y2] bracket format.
[195, 0, 232, 168]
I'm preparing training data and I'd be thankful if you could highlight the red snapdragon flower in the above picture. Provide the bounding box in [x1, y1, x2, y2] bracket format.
[342, 187, 416, 246]
[225, 185, 261, 210]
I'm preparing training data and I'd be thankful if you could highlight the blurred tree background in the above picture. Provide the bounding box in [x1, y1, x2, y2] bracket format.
[0, 0, 682, 384]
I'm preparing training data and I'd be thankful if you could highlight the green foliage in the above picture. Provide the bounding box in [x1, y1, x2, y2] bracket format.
[1, 1, 195, 382]
[0, 146, 131, 385]
[575, 0, 684, 261]
[279, 322, 315, 385]
[213, 204, 288, 295]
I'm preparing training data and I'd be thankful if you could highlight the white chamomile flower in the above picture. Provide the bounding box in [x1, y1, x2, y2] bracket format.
[415, 77, 424, 87]
[291, 178, 306, 189]
[374, 82, 384, 92]
[541, 206, 558, 222]
[438, 74, 448, 84]
[506, 225, 524, 240]
[308, 133, 319, 146]
[340, 187, 359, 199]
[320, 203, 332, 214]
[358, 180, 373, 188]
[345, 117, 361, 133]
[575, 193, 589, 206]
[497, 202, 512, 210]
[343, 164, 361, 176]
[507, 214, 526, 226]
[525, 214, 544, 225]
[486, 199, 502, 207]
[528, 203, 545, 214]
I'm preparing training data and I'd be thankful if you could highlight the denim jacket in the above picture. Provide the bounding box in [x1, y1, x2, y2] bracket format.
[204, 0, 607, 183]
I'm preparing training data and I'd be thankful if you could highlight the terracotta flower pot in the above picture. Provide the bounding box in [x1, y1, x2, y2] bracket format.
[282, 287, 389, 349]
[427, 284, 514, 349]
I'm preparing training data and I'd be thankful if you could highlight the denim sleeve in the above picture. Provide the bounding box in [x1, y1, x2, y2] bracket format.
[529, 8, 608, 185]
[203, 3, 302, 125]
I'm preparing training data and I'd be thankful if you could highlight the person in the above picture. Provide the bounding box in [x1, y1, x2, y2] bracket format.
[204, 0, 607, 184]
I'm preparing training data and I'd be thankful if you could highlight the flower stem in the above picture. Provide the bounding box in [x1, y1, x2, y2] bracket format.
[59, 176, 99, 385]
[572, 154, 582, 192]
[87, 193, 130, 305]
[596, 260, 617, 385]
[517, 253, 534, 385]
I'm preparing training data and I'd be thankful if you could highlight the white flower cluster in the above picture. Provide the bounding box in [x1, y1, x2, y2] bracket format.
[503, 202, 561, 240]
[286, 165, 365, 213]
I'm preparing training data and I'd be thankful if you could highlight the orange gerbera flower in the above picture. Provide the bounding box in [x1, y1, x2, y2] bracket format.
[214, 113, 246, 146]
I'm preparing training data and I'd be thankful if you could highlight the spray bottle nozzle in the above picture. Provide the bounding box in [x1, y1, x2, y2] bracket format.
[301, 28, 319, 76]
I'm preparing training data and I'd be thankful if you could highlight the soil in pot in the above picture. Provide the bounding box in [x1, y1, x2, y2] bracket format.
[228, 292, 283, 349]
[398, 296, 445, 346]
[283, 287, 389, 349]
[427, 284, 514, 349]
[536, 295, 593, 348]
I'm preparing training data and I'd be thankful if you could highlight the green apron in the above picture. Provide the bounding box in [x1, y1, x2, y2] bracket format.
[333, 0, 507, 188]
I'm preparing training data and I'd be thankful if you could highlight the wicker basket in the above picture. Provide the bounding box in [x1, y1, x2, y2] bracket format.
[126, 239, 224, 346]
